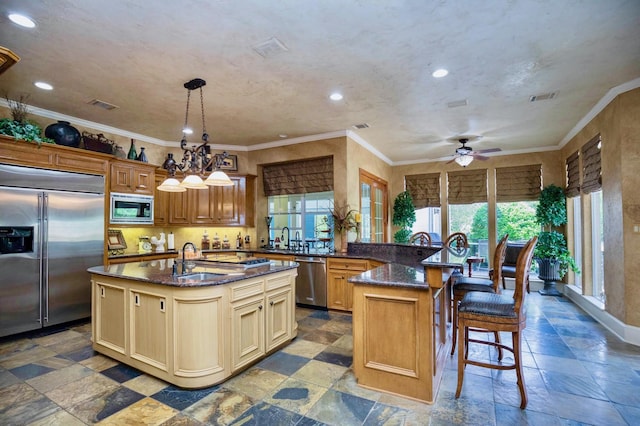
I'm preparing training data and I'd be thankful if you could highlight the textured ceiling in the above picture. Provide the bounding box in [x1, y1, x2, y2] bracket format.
[1, 0, 639, 164]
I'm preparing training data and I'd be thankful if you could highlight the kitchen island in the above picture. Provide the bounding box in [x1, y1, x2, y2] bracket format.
[349, 262, 458, 403]
[88, 258, 298, 388]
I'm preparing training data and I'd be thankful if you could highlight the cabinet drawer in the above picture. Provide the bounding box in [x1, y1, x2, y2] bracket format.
[265, 271, 294, 292]
[229, 279, 264, 302]
[328, 258, 368, 271]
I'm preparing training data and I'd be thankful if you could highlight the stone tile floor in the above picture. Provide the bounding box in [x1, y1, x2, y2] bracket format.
[1, 292, 639, 425]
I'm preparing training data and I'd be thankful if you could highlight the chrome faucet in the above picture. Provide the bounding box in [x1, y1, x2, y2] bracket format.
[281, 226, 290, 251]
[295, 231, 301, 252]
[181, 241, 197, 274]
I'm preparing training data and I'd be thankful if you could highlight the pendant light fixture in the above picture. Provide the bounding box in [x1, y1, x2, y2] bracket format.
[157, 78, 234, 192]
[454, 154, 474, 167]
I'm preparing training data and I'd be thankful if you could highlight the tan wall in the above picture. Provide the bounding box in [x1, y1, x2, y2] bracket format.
[561, 88, 640, 326]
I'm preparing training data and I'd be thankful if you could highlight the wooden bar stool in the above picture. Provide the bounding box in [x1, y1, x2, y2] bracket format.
[455, 236, 537, 409]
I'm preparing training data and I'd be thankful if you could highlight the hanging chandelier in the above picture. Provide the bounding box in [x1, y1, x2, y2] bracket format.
[454, 154, 474, 167]
[157, 78, 234, 192]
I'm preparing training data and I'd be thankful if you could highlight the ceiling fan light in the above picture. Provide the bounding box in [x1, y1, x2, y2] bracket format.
[156, 177, 187, 192]
[205, 170, 234, 186]
[455, 155, 473, 167]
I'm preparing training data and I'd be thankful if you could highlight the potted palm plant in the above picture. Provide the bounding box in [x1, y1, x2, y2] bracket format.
[392, 190, 416, 243]
[535, 184, 579, 296]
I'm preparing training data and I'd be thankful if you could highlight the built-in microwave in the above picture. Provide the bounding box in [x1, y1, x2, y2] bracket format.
[110, 193, 154, 224]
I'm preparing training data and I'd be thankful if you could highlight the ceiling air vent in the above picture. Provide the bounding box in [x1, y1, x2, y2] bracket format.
[88, 99, 118, 110]
[447, 99, 468, 108]
[252, 37, 289, 58]
[353, 123, 370, 129]
[529, 92, 557, 102]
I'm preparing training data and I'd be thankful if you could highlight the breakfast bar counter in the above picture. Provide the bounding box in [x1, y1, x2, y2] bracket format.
[88, 259, 298, 388]
[349, 262, 458, 403]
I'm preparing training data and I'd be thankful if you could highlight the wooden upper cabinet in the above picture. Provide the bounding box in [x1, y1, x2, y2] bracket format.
[154, 173, 169, 226]
[110, 160, 155, 195]
[155, 174, 255, 226]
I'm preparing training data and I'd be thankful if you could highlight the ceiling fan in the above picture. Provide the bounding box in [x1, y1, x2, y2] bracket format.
[447, 138, 501, 167]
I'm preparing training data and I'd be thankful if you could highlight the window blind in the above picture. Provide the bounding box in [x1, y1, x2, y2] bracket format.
[581, 134, 601, 194]
[495, 164, 542, 202]
[447, 169, 488, 204]
[405, 173, 441, 208]
[565, 150, 580, 198]
[262, 156, 334, 196]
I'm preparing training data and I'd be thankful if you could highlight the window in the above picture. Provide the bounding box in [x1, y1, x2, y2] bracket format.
[412, 207, 441, 238]
[591, 190, 604, 302]
[360, 169, 388, 242]
[572, 196, 583, 291]
[267, 191, 333, 252]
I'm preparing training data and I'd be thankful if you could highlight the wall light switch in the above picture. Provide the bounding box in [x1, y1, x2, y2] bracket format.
[634, 224, 640, 233]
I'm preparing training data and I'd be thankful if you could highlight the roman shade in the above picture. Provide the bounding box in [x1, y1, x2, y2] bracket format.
[262, 156, 333, 196]
[405, 173, 441, 208]
[581, 134, 601, 194]
[495, 164, 542, 202]
[447, 169, 488, 204]
[565, 150, 580, 198]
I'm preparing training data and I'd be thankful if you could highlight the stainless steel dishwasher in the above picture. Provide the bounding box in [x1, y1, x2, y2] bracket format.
[294, 256, 327, 309]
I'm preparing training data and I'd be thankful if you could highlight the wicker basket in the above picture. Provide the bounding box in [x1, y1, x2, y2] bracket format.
[82, 131, 115, 154]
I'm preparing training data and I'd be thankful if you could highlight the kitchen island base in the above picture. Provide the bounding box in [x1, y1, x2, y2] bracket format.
[91, 268, 297, 389]
[350, 263, 455, 404]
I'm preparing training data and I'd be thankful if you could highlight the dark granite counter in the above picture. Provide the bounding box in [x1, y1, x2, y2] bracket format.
[108, 250, 179, 260]
[88, 259, 298, 288]
[348, 263, 428, 290]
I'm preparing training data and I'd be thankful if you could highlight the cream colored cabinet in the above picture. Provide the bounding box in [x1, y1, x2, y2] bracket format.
[265, 286, 292, 351]
[130, 289, 168, 371]
[327, 258, 369, 311]
[110, 160, 155, 195]
[91, 269, 296, 388]
[94, 282, 126, 354]
[230, 294, 265, 371]
[229, 271, 295, 372]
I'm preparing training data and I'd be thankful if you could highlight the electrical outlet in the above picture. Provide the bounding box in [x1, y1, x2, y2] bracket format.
[635, 224, 640, 233]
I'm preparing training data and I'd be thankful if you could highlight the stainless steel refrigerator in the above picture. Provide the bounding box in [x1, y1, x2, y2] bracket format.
[0, 164, 104, 338]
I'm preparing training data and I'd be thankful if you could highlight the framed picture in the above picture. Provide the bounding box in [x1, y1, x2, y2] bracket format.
[107, 229, 127, 250]
[218, 154, 238, 171]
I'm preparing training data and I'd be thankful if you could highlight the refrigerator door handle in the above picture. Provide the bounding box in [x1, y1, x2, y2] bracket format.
[42, 193, 49, 323]
[37, 193, 44, 324]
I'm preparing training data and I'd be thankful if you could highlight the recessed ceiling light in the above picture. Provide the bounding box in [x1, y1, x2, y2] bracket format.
[34, 81, 53, 90]
[182, 128, 193, 135]
[279, 134, 288, 138]
[8, 13, 36, 28]
[432, 68, 448, 78]
[329, 93, 343, 101]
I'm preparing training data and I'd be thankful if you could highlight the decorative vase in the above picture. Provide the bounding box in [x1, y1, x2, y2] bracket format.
[44, 121, 80, 147]
[537, 258, 562, 296]
[136, 147, 148, 162]
[127, 140, 137, 160]
[340, 229, 348, 254]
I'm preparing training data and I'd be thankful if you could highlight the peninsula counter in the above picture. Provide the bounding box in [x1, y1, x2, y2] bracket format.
[349, 262, 459, 403]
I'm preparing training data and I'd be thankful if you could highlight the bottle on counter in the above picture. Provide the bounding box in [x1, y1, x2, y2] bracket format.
[245, 235, 251, 249]
[201, 230, 210, 250]
[222, 235, 230, 250]
[212, 233, 221, 249]
[236, 232, 243, 249]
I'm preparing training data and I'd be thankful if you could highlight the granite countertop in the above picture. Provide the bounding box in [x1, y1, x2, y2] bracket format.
[108, 250, 179, 260]
[88, 258, 298, 288]
[348, 263, 429, 290]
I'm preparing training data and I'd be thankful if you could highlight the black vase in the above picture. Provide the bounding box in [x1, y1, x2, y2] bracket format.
[136, 147, 148, 162]
[45, 121, 81, 147]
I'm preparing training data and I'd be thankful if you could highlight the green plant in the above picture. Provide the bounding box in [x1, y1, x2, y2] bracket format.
[392, 190, 416, 243]
[0, 94, 53, 145]
[328, 202, 357, 233]
[534, 184, 579, 276]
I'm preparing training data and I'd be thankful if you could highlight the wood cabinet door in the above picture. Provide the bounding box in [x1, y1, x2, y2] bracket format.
[110, 163, 133, 193]
[169, 191, 189, 224]
[132, 167, 154, 194]
[214, 177, 243, 225]
[190, 185, 217, 224]
[130, 290, 168, 371]
[265, 288, 292, 352]
[231, 296, 265, 372]
[94, 283, 126, 354]
[327, 270, 349, 311]
[154, 176, 169, 225]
